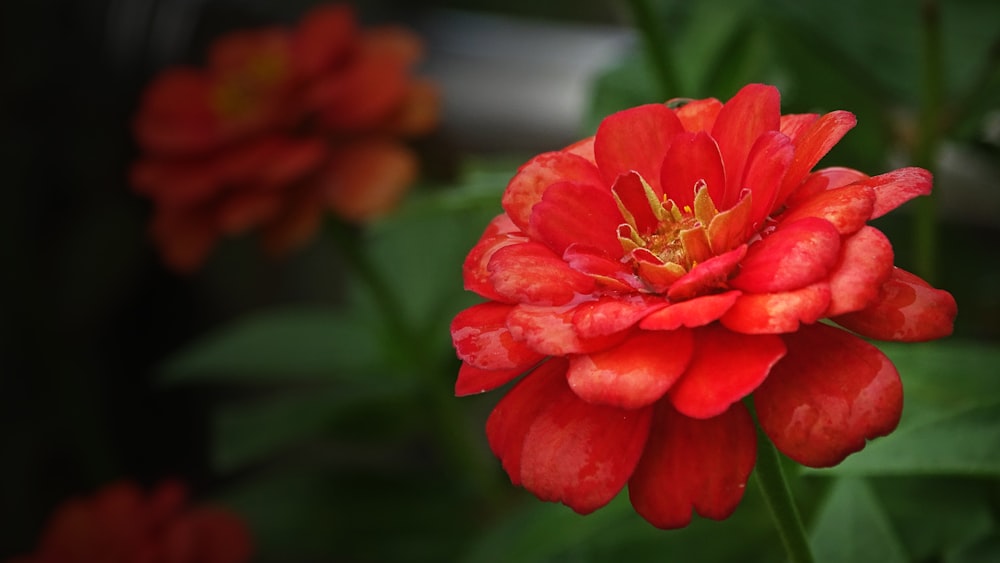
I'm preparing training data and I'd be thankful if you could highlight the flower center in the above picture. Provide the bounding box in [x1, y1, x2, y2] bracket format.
[614, 175, 747, 294]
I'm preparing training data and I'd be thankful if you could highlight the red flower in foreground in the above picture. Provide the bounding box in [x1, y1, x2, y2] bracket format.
[131, 3, 438, 272]
[450, 84, 957, 529]
[8, 480, 251, 563]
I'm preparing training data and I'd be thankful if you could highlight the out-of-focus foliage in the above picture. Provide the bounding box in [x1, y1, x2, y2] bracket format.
[2, 0, 999, 561]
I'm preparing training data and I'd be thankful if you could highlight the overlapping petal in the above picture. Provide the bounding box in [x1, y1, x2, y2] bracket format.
[833, 267, 957, 341]
[131, 4, 438, 272]
[453, 83, 956, 531]
[628, 401, 757, 529]
[567, 329, 694, 409]
[487, 359, 654, 514]
[755, 323, 903, 467]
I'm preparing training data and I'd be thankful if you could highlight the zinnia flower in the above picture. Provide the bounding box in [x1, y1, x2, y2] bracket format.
[8, 480, 252, 563]
[450, 83, 957, 529]
[131, 3, 438, 272]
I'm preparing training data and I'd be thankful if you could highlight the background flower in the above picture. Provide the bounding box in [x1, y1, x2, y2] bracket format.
[2, 0, 998, 561]
[130, 3, 439, 272]
[451, 83, 957, 528]
[7, 480, 251, 563]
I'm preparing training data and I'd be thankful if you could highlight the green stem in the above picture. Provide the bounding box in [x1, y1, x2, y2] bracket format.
[326, 219, 501, 498]
[627, 0, 680, 99]
[913, 0, 943, 284]
[754, 422, 815, 563]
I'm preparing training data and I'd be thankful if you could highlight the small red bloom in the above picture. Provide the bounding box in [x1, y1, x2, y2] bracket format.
[8, 480, 252, 563]
[450, 84, 957, 528]
[131, 3, 438, 272]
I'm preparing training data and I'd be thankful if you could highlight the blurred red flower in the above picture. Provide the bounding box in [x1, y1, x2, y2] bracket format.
[8, 480, 251, 563]
[131, 3, 438, 272]
[450, 84, 957, 529]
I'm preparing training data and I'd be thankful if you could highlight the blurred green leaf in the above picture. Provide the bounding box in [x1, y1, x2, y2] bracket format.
[946, 531, 1000, 563]
[814, 340, 1000, 476]
[462, 485, 779, 563]
[810, 478, 909, 563]
[871, 476, 995, 562]
[362, 169, 506, 352]
[212, 380, 419, 472]
[220, 461, 483, 563]
[158, 307, 387, 383]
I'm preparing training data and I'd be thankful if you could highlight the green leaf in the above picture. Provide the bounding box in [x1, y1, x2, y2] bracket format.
[461, 485, 780, 563]
[810, 477, 909, 563]
[211, 380, 418, 472]
[946, 531, 1000, 563]
[158, 307, 386, 384]
[362, 172, 505, 343]
[871, 476, 995, 562]
[813, 340, 1000, 476]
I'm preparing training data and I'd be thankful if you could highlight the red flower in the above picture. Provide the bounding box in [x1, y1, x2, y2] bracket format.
[8, 480, 252, 563]
[131, 3, 438, 272]
[450, 84, 957, 529]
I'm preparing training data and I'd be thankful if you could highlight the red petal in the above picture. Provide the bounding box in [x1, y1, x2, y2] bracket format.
[779, 113, 819, 141]
[291, 3, 357, 79]
[730, 217, 841, 293]
[530, 181, 623, 258]
[659, 131, 726, 211]
[640, 291, 741, 330]
[721, 283, 832, 334]
[451, 302, 545, 370]
[488, 242, 597, 306]
[507, 304, 630, 356]
[455, 363, 531, 396]
[778, 182, 876, 235]
[833, 268, 957, 342]
[595, 104, 685, 192]
[571, 295, 668, 338]
[824, 227, 894, 316]
[628, 401, 756, 529]
[786, 166, 870, 206]
[613, 171, 660, 234]
[743, 131, 794, 228]
[462, 230, 528, 302]
[674, 98, 723, 132]
[777, 110, 857, 206]
[502, 151, 604, 235]
[669, 325, 786, 418]
[667, 245, 747, 301]
[711, 84, 781, 208]
[564, 135, 596, 162]
[487, 358, 654, 514]
[754, 323, 903, 467]
[567, 329, 694, 409]
[563, 245, 638, 290]
[867, 167, 933, 219]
